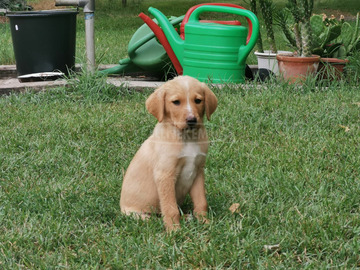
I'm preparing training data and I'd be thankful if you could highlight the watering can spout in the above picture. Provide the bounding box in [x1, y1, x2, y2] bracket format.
[148, 7, 184, 65]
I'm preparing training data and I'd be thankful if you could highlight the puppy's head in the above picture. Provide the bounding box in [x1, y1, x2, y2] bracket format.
[146, 76, 217, 130]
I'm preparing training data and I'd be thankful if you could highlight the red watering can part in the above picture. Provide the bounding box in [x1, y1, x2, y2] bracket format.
[138, 12, 183, 75]
[197, 20, 241, 26]
[180, 3, 252, 44]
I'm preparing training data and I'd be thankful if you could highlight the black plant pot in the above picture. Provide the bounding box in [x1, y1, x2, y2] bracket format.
[7, 9, 78, 82]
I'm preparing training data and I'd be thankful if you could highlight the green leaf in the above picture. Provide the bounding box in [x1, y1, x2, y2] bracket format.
[325, 25, 342, 45]
[351, 12, 360, 45]
[341, 22, 353, 47]
[324, 43, 342, 57]
[310, 15, 324, 36]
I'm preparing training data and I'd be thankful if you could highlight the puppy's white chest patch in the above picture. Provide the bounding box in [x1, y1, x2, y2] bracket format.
[177, 143, 206, 191]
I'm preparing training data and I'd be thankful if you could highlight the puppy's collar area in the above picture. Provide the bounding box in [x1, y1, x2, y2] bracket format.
[178, 152, 206, 158]
[180, 126, 207, 142]
[152, 122, 207, 142]
[178, 142, 206, 158]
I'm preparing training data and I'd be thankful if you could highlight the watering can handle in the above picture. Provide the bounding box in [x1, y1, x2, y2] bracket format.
[181, 3, 252, 44]
[188, 5, 259, 65]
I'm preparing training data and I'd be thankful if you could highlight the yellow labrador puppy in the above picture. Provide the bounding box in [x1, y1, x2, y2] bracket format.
[120, 76, 217, 231]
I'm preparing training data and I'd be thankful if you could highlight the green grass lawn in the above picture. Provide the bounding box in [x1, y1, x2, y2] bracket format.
[1, 75, 360, 268]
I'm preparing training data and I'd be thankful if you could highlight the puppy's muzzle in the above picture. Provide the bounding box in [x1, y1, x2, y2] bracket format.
[186, 115, 197, 128]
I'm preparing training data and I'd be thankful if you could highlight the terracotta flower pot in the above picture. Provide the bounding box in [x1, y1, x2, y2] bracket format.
[317, 58, 349, 81]
[276, 54, 320, 83]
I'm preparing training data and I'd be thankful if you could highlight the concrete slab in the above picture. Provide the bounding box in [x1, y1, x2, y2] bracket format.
[0, 65, 164, 95]
[0, 76, 164, 95]
[107, 77, 164, 90]
[0, 65, 17, 78]
[0, 77, 67, 95]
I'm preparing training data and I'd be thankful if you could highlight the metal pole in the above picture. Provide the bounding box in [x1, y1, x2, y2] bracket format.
[83, 0, 95, 72]
[55, 0, 79, 6]
[85, 12, 95, 72]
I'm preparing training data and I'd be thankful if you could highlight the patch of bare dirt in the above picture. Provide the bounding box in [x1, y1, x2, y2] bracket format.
[0, 17, 8, 23]
[30, 0, 67, 11]
[0, 0, 66, 24]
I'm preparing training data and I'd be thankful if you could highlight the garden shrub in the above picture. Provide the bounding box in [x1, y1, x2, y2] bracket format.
[0, 0, 28, 11]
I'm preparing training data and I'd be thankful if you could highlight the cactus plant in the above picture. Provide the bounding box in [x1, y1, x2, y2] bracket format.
[276, 0, 314, 57]
[275, 0, 321, 83]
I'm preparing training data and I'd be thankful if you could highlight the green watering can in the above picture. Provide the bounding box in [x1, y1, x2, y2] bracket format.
[149, 5, 259, 83]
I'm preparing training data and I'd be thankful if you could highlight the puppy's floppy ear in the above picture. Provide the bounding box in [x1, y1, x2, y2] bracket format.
[145, 85, 166, 122]
[202, 83, 217, 120]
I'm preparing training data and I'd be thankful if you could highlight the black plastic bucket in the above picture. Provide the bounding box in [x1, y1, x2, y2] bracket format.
[7, 9, 78, 81]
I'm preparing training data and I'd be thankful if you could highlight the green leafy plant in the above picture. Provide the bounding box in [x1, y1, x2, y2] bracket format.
[334, 12, 360, 58]
[0, 0, 27, 11]
[310, 14, 343, 58]
[258, 0, 277, 53]
[249, 0, 277, 53]
[345, 50, 360, 82]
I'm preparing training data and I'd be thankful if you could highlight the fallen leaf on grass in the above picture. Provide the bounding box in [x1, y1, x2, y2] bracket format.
[229, 203, 241, 214]
[339, 125, 350, 132]
[263, 244, 280, 252]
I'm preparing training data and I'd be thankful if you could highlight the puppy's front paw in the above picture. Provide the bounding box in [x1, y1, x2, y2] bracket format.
[198, 216, 210, 224]
[164, 215, 180, 232]
[194, 211, 209, 224]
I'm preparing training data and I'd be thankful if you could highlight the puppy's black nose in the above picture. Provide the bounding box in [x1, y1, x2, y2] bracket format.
[186, 116, 197, 127]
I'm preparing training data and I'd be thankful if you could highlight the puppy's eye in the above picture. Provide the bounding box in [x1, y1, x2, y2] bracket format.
[195, 99, 202, 104]
[172, 100, 180, 105]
